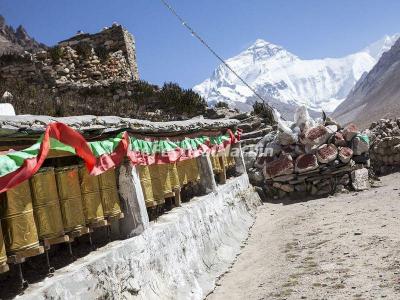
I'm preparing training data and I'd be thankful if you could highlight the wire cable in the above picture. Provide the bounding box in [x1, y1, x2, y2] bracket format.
[159, 0, 275, 114]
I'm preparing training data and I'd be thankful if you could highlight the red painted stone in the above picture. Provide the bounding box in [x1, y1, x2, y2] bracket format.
[343, 123, 358, 141]
[264, 154, 294, 179]
[334, 132, 347, 147]
[301, 125, 331, 146]
[316, 144, 338, 164]
[295, 154, 319, 173]
[338, 147, 353, 163]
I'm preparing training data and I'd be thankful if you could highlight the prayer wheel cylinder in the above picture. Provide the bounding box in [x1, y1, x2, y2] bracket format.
[30, 168, 65, 239]
[78, 166, 105, 224]
[168, 163, 180, 189]
[55, 166, 86, 232]
[177, 158, 200, 186]
[156, 164, 173, 196]
[210, 154, 223, 174]
[0, 181, 40, 254]
[0, 226, 7, 269]
[137, 165, 165, 208]
[98, 169, 122, 218]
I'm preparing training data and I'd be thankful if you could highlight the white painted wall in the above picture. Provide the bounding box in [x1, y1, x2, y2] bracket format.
[19, 174, 261, 300]
[0, 103, 15, 116]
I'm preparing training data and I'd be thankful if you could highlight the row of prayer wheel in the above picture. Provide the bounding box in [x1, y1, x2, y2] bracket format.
[138, 158, 200, 208]
[0, 166, 122, 273]
[210, 150, 237, 175]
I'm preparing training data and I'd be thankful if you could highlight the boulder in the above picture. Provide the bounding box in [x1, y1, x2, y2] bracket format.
[277, 131, 297, 145]
[316, 144, 338, 164]
[338, 147, 353, 164]
[264, 154, 294, 179]
[351, 168, 370, 191]
[352, 135, 369, 156]
[295, 154, 319, 173]
[333, 132, 347, 147]
[301, 125, 331, 146]
[343, 123, 358, 141]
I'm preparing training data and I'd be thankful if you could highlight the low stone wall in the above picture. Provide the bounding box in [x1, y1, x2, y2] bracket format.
[18, 174, 261, 300]
[369, 118, 400, 173]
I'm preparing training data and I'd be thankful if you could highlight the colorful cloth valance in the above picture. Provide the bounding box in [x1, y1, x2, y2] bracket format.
[0, 122, 240, 193]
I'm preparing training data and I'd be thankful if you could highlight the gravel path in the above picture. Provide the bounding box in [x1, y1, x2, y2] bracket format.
[208, 173, 400, 300]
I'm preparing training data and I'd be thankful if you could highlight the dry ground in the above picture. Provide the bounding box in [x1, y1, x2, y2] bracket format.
[208, 173, 400, 300]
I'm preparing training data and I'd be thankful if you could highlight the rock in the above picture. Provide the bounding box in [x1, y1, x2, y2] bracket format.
[277, 131, 297, 145]
[352, 135, 369, 155]
[333, 132, 347, 147]
[295, 154, 319, 173]
[294, 183, 306, 192]
[343, 123, 358, 141]
[339, 174, 350, 185]
[316, 144, 338, 164]
[243, 151, 257, 169]
[301, 125, 331, 146]
[351, 168, 370, 191]
[264, 154, 294, 179]
[338, 147, 353, 164]
[272, 182, 294, 193]
[248, 169, 264, 186]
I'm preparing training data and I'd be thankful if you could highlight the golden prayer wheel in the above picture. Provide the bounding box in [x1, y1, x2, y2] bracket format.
[55, 166, 86, 232]
[98, 169, 122, 218]
[30, 167, 65, 239]
[0, 181, 40, 254]
[167, 163, 180, 189]
[137, 165, 165, 207]
[177, 158, 200, 185]
[78, 166, 105, 224]
[0, 226, 8, 271]
[210, 154, 223, 174]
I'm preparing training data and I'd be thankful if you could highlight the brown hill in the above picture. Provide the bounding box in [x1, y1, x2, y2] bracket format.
[332, 37, 400, 128]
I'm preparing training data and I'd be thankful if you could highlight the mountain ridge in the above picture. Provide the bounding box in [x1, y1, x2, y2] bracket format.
[194, 34, 399, 118]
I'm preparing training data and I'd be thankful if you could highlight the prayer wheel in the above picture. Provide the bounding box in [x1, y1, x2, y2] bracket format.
[78, 166, 105, 224]
[55, 166, 86, 232]
[0, 226, 8, 272]
[98, 169, 122, 218]
[30, 168, 65, 239]
[167, 163, 180, 190]
[0, 181, 40, 254]
[210, 154, 223, 174]
[137, 165, 165, 208]
[177, 158, 200, 185]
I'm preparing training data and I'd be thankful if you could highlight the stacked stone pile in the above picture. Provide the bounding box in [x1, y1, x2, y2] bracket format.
[369, 118, 400, 173]
[255, 116, 370, 199]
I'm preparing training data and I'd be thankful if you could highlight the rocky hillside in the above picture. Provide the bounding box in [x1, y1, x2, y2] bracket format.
[0, 15, 46, 55]
[332, 37, 400, 128]
[194, 36, 398, 118]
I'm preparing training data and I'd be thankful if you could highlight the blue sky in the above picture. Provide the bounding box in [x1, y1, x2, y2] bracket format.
[1, 0, 399, 88]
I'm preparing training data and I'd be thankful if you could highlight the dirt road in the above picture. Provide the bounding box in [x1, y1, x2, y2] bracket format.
[208, 173, 400, 300]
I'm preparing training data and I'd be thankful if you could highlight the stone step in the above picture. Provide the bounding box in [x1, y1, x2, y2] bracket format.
[241, 127, 273, 140]
[240, 136, 263, 146]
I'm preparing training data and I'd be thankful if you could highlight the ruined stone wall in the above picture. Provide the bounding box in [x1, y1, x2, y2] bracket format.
[0, 24, 139, 89]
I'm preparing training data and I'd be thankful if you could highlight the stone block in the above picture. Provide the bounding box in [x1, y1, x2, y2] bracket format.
[343, 123, 358, 141]
[264, 154, 294, 179]
[316, 144, 338, 164]
[351, 168, 370, 191]
[338, 147, 353, 164]
[295, 154, 319, 173]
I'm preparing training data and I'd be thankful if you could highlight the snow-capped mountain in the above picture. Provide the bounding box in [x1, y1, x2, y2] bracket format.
[194, 34, 399, 117]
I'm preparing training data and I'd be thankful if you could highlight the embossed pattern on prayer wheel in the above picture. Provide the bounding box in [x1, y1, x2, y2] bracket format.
[137, 165, 164, 208]
[177, 158, 200, 185]
[98, 169, 122, 218]
[0, 181, 40, 254]
[55, 166, 86, 232]
[156, 164, 173, 196]
[210, 154, 223, 174]
[78, 166, 105, 224]
[30, 168, 65, 239]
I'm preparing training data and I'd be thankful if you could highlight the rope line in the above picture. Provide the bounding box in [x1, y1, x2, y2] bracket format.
[159, 0, 275, 113]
